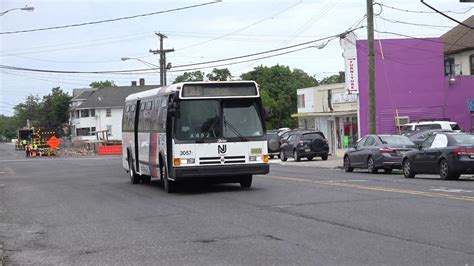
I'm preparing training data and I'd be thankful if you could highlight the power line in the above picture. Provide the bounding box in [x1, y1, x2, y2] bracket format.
[0, 29, 359, 75]
[167, 44, 332, 73]
[174, 0, 303, 52]
[171, 30, 355, 69]
[376, 2, 474, 15]
[0, 0, 222, 35]
[378, 16, 453, 29]
[420, 0, 474, 29]
[374, 30, 473, 50]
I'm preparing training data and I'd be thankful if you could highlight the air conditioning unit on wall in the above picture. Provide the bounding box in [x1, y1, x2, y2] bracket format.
[396, 116, 409, 127]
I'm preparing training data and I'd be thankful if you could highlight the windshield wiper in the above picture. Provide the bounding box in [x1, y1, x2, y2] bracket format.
[224, 119, 247, 141]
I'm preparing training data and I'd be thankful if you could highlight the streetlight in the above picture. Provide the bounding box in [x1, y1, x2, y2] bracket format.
[0, 5, 35, 16]
[120, 57, 160, 70]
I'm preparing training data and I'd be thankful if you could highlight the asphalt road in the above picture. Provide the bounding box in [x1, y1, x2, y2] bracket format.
[0, 143, 473, 265]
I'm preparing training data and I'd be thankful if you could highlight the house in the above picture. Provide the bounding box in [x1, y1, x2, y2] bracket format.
[292, 83, 358, 156]
[69, 79, 157, 141]
[442, 15, 474, 76]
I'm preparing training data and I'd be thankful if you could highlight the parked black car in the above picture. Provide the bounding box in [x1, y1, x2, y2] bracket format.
[343, 135, 416, 173]
[406, 129, 451, 145]
[267, 131, 280, 159]
[402, 133, 474, 180]
[280, 131, 329, 161]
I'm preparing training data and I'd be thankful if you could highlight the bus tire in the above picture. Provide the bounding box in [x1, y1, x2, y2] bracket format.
[141, 176, 151, 184]
[162, 165, 176, 193]
[128, 156, 140, 184]
[239, 175, 252, 188]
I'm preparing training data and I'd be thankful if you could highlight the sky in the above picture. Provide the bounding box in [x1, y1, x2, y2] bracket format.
[0, 0, 471, 116]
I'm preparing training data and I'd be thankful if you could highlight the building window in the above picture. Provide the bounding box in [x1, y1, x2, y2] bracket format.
[76, 127, 96, 136]
[90, 109, 95, 117]
[470, 55, 474, 76]
[106, 125, 112, 136]
[76, 110, 80, 118]
[297, 94, 305, 108]
[80, 110, 89, 117]
[106, 108, 111, 117]
[444, 58, 454, 76]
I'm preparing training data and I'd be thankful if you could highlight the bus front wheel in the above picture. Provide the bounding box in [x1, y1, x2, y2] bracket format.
[239, 175, 252, 188]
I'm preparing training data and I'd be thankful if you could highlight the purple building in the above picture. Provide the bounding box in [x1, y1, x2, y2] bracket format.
[356, 38, 474, 136]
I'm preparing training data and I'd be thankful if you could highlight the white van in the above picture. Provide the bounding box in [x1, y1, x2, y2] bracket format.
[402, 121, 461, 132]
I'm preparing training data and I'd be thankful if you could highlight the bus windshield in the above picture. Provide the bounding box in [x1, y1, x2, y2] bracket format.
[175, 99, 263, 141]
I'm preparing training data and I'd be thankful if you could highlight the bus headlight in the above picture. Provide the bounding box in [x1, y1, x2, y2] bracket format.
[178, 158, 195, 165]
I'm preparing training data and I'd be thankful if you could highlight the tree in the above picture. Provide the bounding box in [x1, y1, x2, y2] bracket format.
[13, 94, 42, 128]
[206, 68, 232, 81]
[12, 87, 72, 136]
[40, 87, 72, 133]
[172, 71, 205, 84]
[0, 115, 19, 141]
[241, 65, 318, 129]
[89, 80, 115, 89]
[319, 71, 345, 85]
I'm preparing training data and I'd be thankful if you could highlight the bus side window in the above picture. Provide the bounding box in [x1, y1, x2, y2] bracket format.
[138, 102, 146, 132]
[153, 98, 161, 132]
[128, 104, 136, 131]
[122, 104, 128, 131]
[160, 96, 168, 131]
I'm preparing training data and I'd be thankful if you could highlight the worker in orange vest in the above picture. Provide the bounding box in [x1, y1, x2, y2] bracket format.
[25, 143, 31, 158]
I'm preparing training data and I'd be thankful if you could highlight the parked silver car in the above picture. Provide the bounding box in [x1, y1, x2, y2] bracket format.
[343, 135, 416, 174]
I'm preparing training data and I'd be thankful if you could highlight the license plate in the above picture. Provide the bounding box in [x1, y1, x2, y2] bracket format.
[305, 148, 310, 152]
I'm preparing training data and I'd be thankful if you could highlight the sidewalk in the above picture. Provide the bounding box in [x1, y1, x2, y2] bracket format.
[269, 155, 343, 169]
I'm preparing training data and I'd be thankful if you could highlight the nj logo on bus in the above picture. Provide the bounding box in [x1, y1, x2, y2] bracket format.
[218, 144, 227, 154]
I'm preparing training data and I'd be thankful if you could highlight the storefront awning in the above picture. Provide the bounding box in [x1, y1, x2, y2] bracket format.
[291, 111, 357, 118]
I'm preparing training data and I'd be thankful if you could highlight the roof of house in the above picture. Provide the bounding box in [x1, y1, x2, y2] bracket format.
[72, 89, 97, 101]
[441, 15, 474, 55]
[297, 83, 345, 92]
[74, 85, 158, 109]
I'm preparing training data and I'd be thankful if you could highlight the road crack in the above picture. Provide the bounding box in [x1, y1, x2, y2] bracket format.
[271, 207, 474, 256]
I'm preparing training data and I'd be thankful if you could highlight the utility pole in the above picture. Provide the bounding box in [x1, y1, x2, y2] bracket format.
[366, 0, 376, 134]
[149, 33, 174, 86]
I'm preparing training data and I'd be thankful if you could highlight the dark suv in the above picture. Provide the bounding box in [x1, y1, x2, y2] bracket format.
[280, 131, 329, 161]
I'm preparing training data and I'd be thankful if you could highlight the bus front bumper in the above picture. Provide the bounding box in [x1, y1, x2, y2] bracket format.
[172, 163, 269, 180]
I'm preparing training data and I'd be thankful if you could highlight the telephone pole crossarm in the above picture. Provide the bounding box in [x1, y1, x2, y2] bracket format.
[150, 33, 174, 86]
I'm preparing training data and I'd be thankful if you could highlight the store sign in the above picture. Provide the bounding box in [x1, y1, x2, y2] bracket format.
[332, 93, 358, 104]
[340, 32, 359, 94]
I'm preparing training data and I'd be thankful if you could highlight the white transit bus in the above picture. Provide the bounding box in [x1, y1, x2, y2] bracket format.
[122, 81, 270, 193]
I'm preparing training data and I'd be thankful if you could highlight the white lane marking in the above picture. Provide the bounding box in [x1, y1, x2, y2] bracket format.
[430, 187, 473, 193]
[0, 172, 5, 174]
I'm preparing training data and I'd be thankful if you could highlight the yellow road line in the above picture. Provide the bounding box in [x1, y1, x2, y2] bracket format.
[264, 175, 474, 202]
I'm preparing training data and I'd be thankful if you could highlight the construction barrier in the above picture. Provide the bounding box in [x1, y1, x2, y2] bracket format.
[98, 145, 122, 156]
